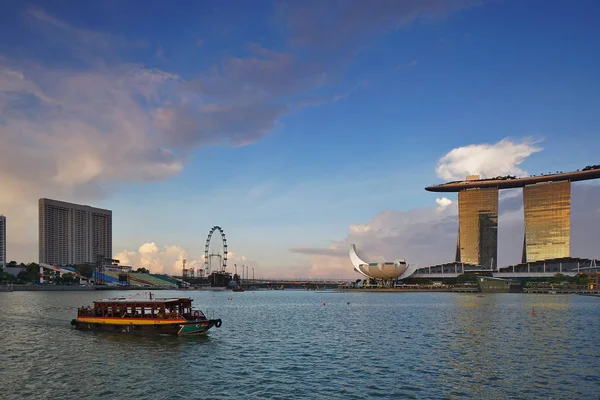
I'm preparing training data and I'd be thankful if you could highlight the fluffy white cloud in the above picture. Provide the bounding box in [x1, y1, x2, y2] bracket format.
[114, 243, 258, 276]
[436, 138, 543, 180]
[435, 197, 453, 212]
[0, 10, 334, 262]
[115, 242, 200, 275]
[0, 62, 184, 251]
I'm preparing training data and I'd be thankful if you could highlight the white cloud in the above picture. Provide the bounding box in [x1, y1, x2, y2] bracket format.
[115, 242, 199, 275]
[349, 224, 372, 233]
[435, 197, 453, 212]
[114, 243, 258, 276]
[436, 138, 543, 181]
[0, 10, 340, 262]
[0, 62, 184, 251]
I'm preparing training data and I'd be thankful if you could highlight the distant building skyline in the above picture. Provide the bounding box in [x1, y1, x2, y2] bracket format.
[39, 198, 112, 266]
[0, 215, 6, 270]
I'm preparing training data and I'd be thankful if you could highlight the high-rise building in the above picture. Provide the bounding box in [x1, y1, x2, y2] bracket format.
[39, 198, 112, 266]
[522, 180, 571, 262]
[457, 187, 498, 269]
[426, 166, 600, 267]
[0, 215, 6, 269]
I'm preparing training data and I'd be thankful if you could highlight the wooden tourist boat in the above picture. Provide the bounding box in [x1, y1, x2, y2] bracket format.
[71, 293, 222, 335]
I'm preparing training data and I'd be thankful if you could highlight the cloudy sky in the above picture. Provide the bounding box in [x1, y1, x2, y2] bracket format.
[1, 0, 599, 278]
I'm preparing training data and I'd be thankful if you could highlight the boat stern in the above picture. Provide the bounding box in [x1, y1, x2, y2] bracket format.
[178, 318, 223, 335]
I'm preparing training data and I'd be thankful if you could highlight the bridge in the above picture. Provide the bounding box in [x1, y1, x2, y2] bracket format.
[236, 279, 353, 290]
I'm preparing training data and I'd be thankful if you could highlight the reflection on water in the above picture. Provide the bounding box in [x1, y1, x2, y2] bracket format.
[93, 330, 214, 348]
[0, 290, 599, 399]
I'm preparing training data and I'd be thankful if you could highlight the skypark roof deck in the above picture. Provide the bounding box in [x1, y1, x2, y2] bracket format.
[425, 165, 600, 192]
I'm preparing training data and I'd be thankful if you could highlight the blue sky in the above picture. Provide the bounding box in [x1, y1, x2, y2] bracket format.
[1, 0, 599, 276]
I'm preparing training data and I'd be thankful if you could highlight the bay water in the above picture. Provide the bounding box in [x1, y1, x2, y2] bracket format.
[1, 290, 598, 399]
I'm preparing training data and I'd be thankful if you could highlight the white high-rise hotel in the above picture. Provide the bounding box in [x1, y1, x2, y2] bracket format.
[0, 215, 6, 269]
[39, 198, 112, 266]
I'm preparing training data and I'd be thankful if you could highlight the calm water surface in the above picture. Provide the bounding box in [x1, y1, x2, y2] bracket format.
[0, 290, 599, 399]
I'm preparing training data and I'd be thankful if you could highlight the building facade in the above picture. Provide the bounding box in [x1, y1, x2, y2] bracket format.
[0, 215, 6, 269]
[39, 198, 112, 266]
[457, 187, 498, 269]
[425, 167, 600, 268]
[522, 180, 571, 262]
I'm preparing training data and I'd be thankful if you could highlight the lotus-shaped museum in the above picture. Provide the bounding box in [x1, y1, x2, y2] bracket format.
[349, 244, 416, 280]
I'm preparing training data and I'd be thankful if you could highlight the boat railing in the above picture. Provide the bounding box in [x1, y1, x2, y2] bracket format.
[77, 307, 94, 317]
[76, 307, 195, 320]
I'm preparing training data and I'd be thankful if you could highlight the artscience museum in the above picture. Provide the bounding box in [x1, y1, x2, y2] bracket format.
[349, 244, 418, 281]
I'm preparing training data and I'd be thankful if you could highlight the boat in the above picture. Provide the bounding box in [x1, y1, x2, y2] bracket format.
[70, 293, 222, 335]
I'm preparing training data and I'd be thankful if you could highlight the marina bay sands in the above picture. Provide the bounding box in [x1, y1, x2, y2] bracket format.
[350, 165, 600, 282]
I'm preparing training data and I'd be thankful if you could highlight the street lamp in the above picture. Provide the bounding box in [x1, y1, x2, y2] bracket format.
[252, 267, 255, 285]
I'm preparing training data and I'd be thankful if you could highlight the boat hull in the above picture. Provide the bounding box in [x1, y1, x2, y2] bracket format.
[71, 318, 222, 335]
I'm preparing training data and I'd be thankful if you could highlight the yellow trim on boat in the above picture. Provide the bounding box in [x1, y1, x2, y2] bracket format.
[76, 317, 186, 325]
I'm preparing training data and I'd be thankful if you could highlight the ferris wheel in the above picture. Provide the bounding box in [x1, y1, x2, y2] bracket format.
[204, 226, 228, 274]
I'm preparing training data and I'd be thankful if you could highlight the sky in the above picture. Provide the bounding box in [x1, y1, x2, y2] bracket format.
[1, 0, 599, 278]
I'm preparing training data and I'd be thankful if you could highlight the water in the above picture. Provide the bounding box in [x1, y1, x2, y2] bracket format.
[0, 290, 599, 399]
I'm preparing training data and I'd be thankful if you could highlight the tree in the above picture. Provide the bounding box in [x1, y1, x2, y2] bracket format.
[18, 263, 40, 282]
[552, 273, 568, 283]
[73, 264, 94, 278]
[57, 273, 80, 284]
[0, 265, 8, 282]
[575, 274, 590, 285]
[456, 274, 477, 283]
[135, 267, 150, 274]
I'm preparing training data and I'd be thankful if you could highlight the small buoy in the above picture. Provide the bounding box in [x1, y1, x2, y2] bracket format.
[346, 301, 350, 305]
[228, 297, 232, 301]
[531, 307, 535, 316]
[322, 302, 326, 306]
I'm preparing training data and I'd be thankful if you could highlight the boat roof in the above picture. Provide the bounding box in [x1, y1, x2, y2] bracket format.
[93, 297, 191, 304]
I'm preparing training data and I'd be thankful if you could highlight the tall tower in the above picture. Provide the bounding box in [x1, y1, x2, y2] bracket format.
[0, 215, 6, 270]
[426, 166, 600, 268]
[39, 198, 112, 266]
[457, 186, 498, 269]
[522, 180, 571, 262]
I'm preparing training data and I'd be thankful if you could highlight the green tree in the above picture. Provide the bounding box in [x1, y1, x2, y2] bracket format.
[456, 274, 477, 283]
[135, 267, 150, 274]
[18, 263, 40, 282]
[57, 273, 80, 284]
[0, 265, 8, 282]
[575, 274, 589, 285]
[552, 273, 567, 283]
[73, 264, 94, 278]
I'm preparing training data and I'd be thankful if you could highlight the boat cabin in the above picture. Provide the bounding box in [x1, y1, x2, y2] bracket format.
[77, 297, 206, 320]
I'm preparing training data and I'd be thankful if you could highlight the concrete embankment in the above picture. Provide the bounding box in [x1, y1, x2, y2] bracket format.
[9, 285, 97, 291]
[524, 288, 600, 295]
[0, 285, 224, 292]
